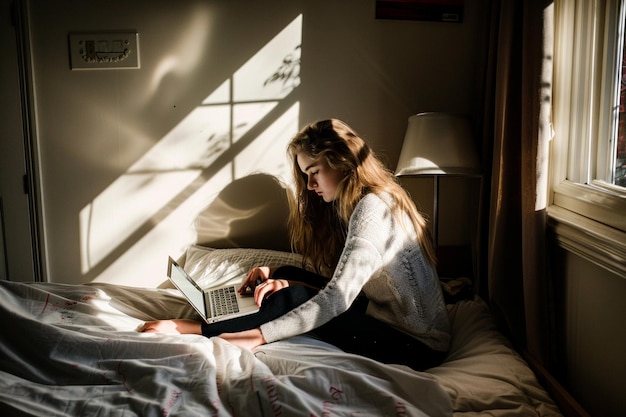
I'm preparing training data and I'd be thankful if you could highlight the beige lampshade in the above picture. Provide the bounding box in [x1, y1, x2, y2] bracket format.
[395, 113, 480, 176]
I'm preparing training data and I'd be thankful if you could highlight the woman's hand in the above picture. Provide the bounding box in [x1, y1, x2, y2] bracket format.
[218, 328, 267, 349]
[238, 266, 272, 295]
[253, 278, 290, 306]
[137, 319, 202, 335]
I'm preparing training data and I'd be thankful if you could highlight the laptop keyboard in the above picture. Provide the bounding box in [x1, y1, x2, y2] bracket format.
[210, 286, 240, 316]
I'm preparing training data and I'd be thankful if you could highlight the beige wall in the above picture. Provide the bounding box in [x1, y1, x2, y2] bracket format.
[551, 247, 626, 417]
[10, 0, 487, 286]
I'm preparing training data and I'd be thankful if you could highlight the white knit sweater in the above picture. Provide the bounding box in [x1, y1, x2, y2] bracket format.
[260, 192, 451, 352]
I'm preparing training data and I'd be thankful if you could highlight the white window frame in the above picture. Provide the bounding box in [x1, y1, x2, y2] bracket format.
[550, 0, 626, 277]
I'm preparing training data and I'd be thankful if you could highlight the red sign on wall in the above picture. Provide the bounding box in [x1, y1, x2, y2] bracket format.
[375, 0, 464, 23]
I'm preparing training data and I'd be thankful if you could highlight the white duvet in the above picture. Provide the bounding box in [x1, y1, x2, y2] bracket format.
[0, 280, 453, 417]
[0, 245, 562, 416]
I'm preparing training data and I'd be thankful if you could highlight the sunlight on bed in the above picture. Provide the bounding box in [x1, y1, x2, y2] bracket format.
[79, 15, 303, 287]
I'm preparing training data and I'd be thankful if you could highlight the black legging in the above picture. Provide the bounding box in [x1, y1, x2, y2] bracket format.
[201, 266, 447, 371]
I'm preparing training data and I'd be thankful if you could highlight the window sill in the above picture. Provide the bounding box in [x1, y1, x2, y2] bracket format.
[547, 205, 626, 279]
[552, 180, 626, 232]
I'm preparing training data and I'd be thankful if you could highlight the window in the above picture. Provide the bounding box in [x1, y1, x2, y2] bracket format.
[550, 0, 626, 277]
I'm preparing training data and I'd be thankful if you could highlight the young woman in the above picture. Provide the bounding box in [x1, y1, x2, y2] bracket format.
[140, 119, 451, 370]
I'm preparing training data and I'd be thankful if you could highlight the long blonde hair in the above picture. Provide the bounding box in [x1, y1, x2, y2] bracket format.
[287, 119, 436, 275]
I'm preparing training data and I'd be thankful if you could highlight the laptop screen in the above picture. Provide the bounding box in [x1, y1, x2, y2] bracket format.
[168, 258, 207, 319]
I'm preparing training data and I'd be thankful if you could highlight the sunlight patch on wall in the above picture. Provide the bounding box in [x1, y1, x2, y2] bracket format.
[81, 14, 302, 285]
[235, 103, 298, 179]
[95, 105, 300, 287]
[234, 15, 301, 102]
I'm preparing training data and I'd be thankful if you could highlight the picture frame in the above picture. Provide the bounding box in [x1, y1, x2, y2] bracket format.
[375, 0, 464, 23]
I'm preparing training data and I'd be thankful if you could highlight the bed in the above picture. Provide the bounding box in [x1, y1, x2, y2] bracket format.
[0, 244, 563, 416]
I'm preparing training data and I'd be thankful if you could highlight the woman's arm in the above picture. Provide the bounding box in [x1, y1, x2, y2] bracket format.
[217, 328, 267, 349]
[138, 320, 267, 349]
[259, 194, 386, 344]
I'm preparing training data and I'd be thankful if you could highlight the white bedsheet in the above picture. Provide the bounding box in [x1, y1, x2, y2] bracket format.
[431, 298, 562, 416]
[0, 281, 453, 416]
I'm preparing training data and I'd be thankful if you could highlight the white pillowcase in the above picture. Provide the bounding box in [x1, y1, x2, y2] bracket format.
[182, 245, 309, 289]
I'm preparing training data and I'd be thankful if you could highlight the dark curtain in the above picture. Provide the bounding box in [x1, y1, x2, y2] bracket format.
[481, 0, 554, 365]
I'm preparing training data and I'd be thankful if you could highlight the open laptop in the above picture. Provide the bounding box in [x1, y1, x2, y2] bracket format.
[167, 256, 260, 324]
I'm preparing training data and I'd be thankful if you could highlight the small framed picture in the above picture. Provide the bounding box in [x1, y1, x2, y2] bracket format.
[375, 0, 464, 23]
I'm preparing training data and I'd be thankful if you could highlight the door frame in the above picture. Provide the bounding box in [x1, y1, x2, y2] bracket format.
[0, 0, 45, 282]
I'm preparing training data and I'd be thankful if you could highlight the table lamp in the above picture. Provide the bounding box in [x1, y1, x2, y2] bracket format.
[395, 112, 481, 248]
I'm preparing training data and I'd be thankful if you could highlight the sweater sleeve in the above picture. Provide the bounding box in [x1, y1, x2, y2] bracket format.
[259, 195, 385, 343]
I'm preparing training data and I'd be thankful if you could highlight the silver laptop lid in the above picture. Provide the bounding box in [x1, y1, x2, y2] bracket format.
[167, 257, 208, 320]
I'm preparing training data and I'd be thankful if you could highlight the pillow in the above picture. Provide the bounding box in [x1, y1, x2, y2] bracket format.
[182, 245, 311, 289]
